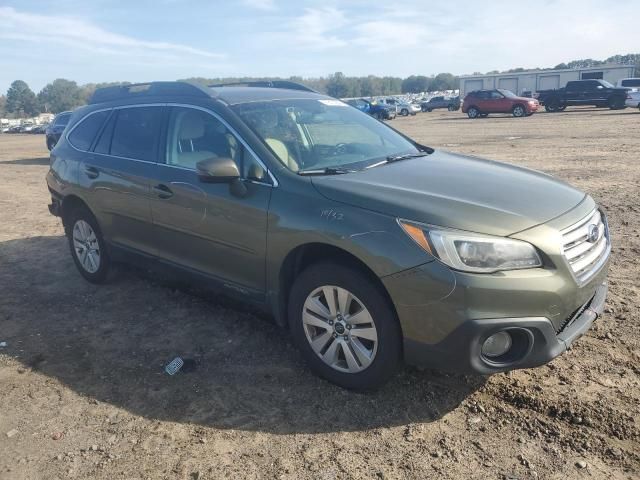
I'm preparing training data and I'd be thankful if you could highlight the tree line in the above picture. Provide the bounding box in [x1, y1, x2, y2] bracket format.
[0, 73, 460, 118]
[1, 52, 637, 118]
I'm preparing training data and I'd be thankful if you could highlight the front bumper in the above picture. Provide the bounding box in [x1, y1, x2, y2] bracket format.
[402, 281, 607, 374]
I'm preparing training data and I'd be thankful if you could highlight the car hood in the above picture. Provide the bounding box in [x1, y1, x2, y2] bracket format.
[311, 150, 585, 236]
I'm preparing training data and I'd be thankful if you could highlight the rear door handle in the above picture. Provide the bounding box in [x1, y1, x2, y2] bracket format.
[153, 184, 174, 199]
[84, 166, 99, 179]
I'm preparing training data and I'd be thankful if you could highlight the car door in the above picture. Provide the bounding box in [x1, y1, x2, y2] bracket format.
[77, 106, 162, 255]
[565, 82, 585, 104]
[489, 90, 511, 113]
[149, 105, 273, 298]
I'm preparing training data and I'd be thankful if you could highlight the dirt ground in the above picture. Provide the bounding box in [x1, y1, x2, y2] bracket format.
[0, 107, 639, 480]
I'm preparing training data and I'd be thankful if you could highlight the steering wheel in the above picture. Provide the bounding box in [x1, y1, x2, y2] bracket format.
[334, 143, 349, 155]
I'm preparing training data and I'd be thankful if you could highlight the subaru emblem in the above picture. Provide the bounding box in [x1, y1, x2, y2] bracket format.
[587, 224, 599, 243]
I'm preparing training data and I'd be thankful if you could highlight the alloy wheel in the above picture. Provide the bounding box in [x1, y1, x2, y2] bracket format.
[302, 285, 378, 373]
[72, 220, 100, 273]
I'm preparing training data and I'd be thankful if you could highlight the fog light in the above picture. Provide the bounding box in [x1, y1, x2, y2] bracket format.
[482, 331, 512, 358]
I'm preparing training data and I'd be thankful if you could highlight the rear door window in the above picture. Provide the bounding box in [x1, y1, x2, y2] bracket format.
[110, 107, 163, 162]
[54, 113, 72, 127]
[621, 79, 640, 88]
[68, 110, 110, 151]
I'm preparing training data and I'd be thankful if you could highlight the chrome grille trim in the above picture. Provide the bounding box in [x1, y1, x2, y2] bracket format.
[561, 209, 610, 284]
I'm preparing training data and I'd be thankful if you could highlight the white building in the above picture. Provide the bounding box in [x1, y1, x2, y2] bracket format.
[459, 65, 636, 96]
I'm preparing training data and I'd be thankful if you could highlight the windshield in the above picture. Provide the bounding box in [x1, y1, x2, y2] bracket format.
[621, 79, 640, 88]
[497, 89, 517, 98]
[232, 98, 420, 172]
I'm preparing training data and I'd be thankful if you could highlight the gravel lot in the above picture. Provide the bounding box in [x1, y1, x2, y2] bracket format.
[1, 107, 639, 480]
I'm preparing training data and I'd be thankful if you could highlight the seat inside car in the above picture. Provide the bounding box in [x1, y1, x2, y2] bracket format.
[259, 110, 299, 172]
[170, 109, 236, 169]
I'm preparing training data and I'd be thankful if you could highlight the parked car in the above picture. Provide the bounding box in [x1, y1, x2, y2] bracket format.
[346, 98, 396, 120]
[626, 90, 640, 109]
[31, 124, 48, 134]
[616, 78, 640, 92]
[19, 122, 35, 133]
[47, 81, 610, 390]
[7, 125, 22, 133]
[421, 96, 460, 112]
[46, 111, 72, 150]
[377, 97, 421, 116]
[537, 80, 629, 112]
[462, 89, 539, 118]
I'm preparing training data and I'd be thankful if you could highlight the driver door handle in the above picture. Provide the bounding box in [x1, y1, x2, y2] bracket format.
[153, 184, 174, 199]
[84, 166, 99, 179]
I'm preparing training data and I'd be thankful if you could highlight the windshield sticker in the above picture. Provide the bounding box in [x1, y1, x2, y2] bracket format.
[319, 99, 348, 107]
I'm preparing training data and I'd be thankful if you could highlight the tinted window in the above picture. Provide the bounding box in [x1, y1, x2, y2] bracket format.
[621, 79, 640, 88]
[111, 107, 163, 161]
[93, 112, 116, 155]
[54, 113, 72, 126]
[68, 110, 110, 151]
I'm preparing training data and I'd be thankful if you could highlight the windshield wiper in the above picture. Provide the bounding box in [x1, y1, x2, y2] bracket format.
[297, 167, 357, 176]
[386, 152, 430, 162]
[366, 151, 430, 169]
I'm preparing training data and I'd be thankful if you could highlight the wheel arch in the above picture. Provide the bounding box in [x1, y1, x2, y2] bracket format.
[275, 242, 399, 330]
[60, 194, 95, 230]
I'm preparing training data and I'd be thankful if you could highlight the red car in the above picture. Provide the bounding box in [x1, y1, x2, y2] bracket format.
[462, 89, 539, 118]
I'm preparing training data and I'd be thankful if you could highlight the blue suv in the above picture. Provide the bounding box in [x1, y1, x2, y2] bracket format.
[346, 98, 396, 120]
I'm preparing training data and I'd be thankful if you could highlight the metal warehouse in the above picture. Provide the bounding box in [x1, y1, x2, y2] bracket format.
[459, 64, 635, 96]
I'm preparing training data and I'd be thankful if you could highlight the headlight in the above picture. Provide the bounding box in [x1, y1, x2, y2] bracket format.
[398, 219, 542, 273]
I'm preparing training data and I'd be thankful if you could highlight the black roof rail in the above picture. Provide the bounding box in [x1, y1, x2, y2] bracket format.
[208, 80, 318, 93]
[89, 81, 210, 105]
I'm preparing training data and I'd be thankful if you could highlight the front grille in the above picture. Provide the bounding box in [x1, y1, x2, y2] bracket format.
[561, 209, 610, 284]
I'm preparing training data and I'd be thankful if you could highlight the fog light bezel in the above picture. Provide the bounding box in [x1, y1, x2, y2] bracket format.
[481, 331, 513, 358]
[480, 328, 533, 366]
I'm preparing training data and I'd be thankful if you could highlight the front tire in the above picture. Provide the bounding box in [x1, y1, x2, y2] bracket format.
[288, 263, 401, 390]
[46, 137, 55, 151]
[400, 108, 409, 116]
[608, 97, 625, 110]
[467, 107, 480, 119]
[512, 104, 526, 117]
[65, 206, 111, 284]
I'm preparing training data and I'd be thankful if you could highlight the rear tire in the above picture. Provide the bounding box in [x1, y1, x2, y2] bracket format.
[288, 263, 402, 390]
[544, 98, 562, 112]
[65, 206, 111, 284]
[401, 108, 409, 116]
[467, 107, 480, 119]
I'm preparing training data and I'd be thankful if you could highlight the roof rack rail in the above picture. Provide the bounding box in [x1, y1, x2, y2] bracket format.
[89, 81, 210, 105]
[208, 80, 317, 93]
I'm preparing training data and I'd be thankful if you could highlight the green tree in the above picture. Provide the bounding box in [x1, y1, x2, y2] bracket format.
[401, 75, 430, 93]
[326, 72, 351, 98]
[0, 95, 6, 117]
[38, 78, 82, 113]
[429, 73, 457, 91]
[5, 80, 39, 117]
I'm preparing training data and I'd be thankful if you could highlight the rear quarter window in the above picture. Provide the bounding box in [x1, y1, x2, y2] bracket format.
[68, 110, 110, 151]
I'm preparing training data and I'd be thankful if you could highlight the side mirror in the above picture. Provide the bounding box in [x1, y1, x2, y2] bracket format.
[196, 157, 240, 183]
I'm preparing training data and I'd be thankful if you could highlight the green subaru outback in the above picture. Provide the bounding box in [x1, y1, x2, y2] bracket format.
[46, 81, 610, 390]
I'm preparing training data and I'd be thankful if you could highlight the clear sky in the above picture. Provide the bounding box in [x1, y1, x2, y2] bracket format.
[0, 0, 636, 93]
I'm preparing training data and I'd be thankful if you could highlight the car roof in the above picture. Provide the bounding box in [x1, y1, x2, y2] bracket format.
[210, 86, 328, 105]
[88, 81, 329, 108]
